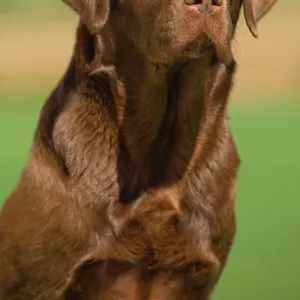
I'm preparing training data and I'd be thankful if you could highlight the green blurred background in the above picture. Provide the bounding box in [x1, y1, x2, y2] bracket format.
[0, 1, 299, 299]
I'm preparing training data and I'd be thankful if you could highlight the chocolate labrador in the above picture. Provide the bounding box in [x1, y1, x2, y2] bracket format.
[0, 0, 277, 299]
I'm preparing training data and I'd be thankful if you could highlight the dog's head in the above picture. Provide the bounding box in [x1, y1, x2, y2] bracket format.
[63, 0, 277, 64]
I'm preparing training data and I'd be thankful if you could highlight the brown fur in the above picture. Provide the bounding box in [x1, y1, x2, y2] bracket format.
[0, 0, 277, 299]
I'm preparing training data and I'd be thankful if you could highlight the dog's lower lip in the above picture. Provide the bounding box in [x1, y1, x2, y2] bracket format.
[157, 35, 172, 44]
[156, 27, 173, 44]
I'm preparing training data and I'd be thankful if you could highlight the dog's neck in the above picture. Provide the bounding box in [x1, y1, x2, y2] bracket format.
[74, 23, 234, 181]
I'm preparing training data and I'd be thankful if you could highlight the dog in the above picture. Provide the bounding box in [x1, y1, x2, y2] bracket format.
[0, 0, 277, 299]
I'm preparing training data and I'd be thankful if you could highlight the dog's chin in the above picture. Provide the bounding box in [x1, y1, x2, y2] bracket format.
[146, 42, 233, 66]
[180, 39, 215, 60]
[146, 47, 181, 65]
[146, 39, 216, 68]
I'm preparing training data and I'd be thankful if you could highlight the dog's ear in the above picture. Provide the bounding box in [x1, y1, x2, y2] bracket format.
[243, 0, 277, 38]
[62, 0, 110, 33]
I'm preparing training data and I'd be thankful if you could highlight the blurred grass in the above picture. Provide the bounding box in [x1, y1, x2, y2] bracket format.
[0, 92, 299, 299]
[0, 1, 63, 14]
[214, 97, 300, 299]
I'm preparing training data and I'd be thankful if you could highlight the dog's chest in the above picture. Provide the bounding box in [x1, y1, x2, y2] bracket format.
[80, 208, 214, 300]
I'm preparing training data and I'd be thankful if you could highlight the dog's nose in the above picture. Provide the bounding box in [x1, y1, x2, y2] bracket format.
[184, 0, 223, 12]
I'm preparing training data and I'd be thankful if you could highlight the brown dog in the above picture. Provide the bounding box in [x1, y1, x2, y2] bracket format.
[0, 0, 277, 299]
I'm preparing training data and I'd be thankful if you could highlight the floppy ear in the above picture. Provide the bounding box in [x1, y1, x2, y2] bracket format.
[62, 0, 110, 34]
[243, 0, 277, 38]
[230, 0, 243, 33]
